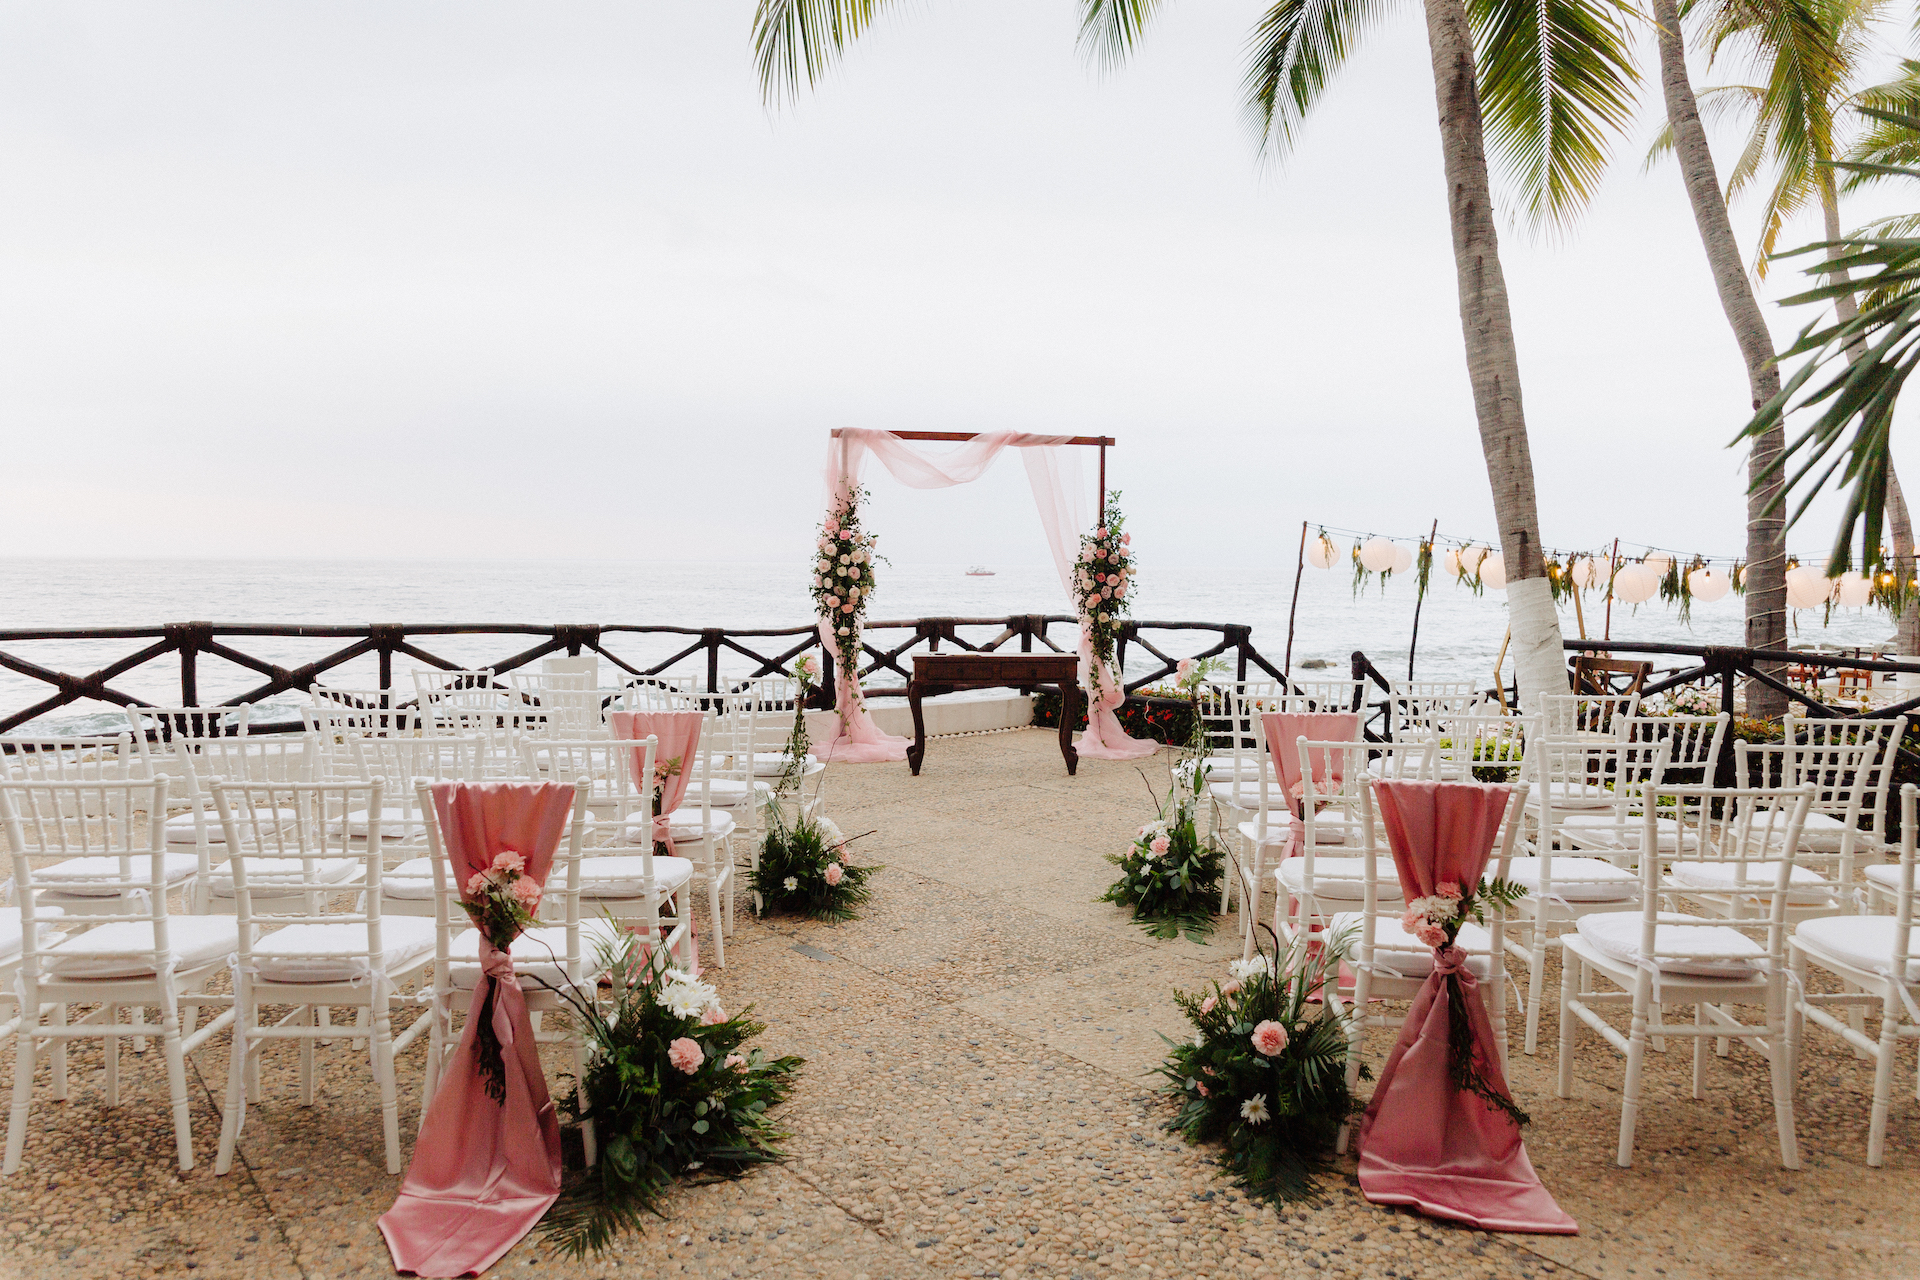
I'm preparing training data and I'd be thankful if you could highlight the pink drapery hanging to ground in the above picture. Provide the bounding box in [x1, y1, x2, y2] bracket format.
[1356, 780, 1577, 1235]
[816, 429, 1155, 763]
[379, 781, 577, 1278]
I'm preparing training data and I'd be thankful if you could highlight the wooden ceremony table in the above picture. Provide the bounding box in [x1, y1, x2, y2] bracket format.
[906, 653, 1082, 776]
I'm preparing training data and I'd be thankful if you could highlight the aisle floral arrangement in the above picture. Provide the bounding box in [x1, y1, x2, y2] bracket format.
[540, 937, 804, 1258]
[1073, 492, 1132, 701]
[812, 486, 881, 712]
[751, 810, 875, 921]
[1099, 657, 1224, 941]
[1157, 930, 1363, 1204]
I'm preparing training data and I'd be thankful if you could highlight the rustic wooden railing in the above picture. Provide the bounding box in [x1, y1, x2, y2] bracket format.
[0, 616, 1286, 735]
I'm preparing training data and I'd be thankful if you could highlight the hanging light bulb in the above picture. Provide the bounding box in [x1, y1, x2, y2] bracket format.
[1687, 567, 1729, 603]
[1359, 537, 1397, 572]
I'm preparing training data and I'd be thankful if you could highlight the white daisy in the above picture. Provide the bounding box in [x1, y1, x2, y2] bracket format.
[1240, 1094, 1270, 1125]
[1228, 956, 1274, 983]
[658, 976, 719, 1020]
[783, 876, 799, 891]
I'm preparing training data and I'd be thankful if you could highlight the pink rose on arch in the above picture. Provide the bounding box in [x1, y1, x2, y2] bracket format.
[1200, 994, 1217, 1014]
[1100, 587, 1112, 599]
[1122, 533, 1131, 545]
[1415, 924, 1448, 948]
[700, 1004, 727, 1026]
[1097, 527, 1108, 537]
[1250, 1020, 1289, 1057]
[1150, 835, 1170, 855]
[842, 603, 856, 613]
[668, 1037, 705, 1075]
[1113, 584, 1126, 599]
[824, 862, 845, 886]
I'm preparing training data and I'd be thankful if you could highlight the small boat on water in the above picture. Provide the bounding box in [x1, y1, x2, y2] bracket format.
[965, 565, 995, 577]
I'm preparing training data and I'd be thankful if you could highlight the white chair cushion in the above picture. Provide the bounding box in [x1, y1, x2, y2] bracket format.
[576, 855, 695, 897]
[43, 916, 240, 979]
[1557, 812, 1697, 853]
[1573, 911, 1762, 976]
[1796, 811, 1881, 851]
[680, 778, 770, 807]
[1865, 864, 1911, 892]
[1232, 814, 1352, 850]
[1274, 858, 1401, 902]
[1209, 780, 1277, 810]
[623, 812, 737, 844]
[250, 918, 437, 984]
[1539, 782, 1618, 811]
[39, 853, 199, 896]
[1795, 915, 1920, 981]
[1668, 860, 1837, 905]
[207, 858, 362, 896]
[327, 807, 421, 839]
[0, 906, 66, 961]
[1326, 913, 1493, 978]
[1178, 757, 1271, 786]
[1505, 856, 1639, 902]
[381, 857, 440, 900]
[446, 917, 624, 990]
[165, 808, 301, 844]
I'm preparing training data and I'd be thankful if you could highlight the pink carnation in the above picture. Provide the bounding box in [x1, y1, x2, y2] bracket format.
[1250, 1020, 1289, 1057]
[1177, 658, 1193, 678]
[465, 870, 489, 897]
[490, 850, 526, 874]
[1200, 994, 1217, 1014]
[1150, 835, 1170, 855]
[700, 1004, 727, 1026]
[1435, 881, 1463, 899]
[1415, 924, 1448, 948]
[1399, 907, 1425, 932]
[667, 1037, 705, 1074]
[1220, 979, 1241, 996]
[508, 878, 542, 910]
[725, 1053, 746, 1070]
[825, 862, 845, 886]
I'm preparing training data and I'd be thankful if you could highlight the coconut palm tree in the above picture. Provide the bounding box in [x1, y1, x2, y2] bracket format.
[1647, 0, 1915, 658]
[751, 0, 1641, 711]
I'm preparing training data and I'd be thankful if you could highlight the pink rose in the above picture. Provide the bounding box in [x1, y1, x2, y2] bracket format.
[667, 1037, 704, 1074]
[1435, 881, 1463, 899]
[842, 602, 855, 613]
[700, 1004, 727, 1026]
[1100, 587, 1112, 599]
[1415, 924, 1448, 948]
[1250, 1020, 1288, 1057]
[825, 862, 844, 886]
[725, 1053, 746, 1070]
[827, 596, 840, 608]
[1177, 658, 1193, 679]
[1113, 584, 1126, 599]
[1122, 533, 1131, 545]
[1200, 994, 1217, 1014]
[1150, 835, 1170, 855]
[1096, 527, 1108, 538]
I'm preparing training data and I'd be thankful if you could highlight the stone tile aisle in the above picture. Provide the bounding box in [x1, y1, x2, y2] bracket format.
[0, 727, 1914, 1279]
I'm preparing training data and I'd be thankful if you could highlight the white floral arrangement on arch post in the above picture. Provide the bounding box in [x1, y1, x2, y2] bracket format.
[1072, 491, 1133, 704]
[810, 487, 880, 724]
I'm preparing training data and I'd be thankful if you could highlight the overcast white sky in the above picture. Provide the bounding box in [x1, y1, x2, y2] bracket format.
[1, 1, 1911, 568]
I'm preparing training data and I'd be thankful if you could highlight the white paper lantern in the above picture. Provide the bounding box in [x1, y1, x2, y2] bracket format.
[1687, 567, 1729, 603]
[1612, 564, 1660, 604]
[1785, 566, 1833, 609]
[1479, 553, 1507, 591]
[1459, 544, 1488, 574]
[1443, 548, 1464, 577]
[1837, 571, 1873, 608]
[1643, 552, 1675, 577]
[1391, 544, 1415, 574]
[1359, 537, 1398, 573]
[1570, 556, 1602, 589]
[1305, 536, 1339, 570]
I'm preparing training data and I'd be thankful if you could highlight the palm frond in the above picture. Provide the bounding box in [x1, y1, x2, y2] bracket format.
[1642, 83, 1763, 174]
[1079, 0, 1166, 67]
[1241, 0, 1404, 161]
[751, 0, 897, 105]
[1466, 0, 1641, 230]
[1846, 61, 1920, 191]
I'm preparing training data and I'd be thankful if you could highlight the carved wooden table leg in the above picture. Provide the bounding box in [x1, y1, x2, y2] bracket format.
[1058, 680, 1079, 776]
[907, 678, 928, 775]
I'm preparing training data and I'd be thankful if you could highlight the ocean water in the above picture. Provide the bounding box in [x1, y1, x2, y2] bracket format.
[0, 557, 1898, 735]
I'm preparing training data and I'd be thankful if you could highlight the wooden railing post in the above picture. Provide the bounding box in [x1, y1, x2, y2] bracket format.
[704, 629, 722, 694]
[167, 622, 212, 707]
[371, 624, 404, 706]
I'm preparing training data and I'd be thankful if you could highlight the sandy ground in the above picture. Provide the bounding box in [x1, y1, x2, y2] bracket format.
[0, 727, 1913, 1280]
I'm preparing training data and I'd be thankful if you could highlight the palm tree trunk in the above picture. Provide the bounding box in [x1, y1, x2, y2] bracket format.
[1420, 0, 1566, 711]
[1819, 185, 1919, 652]
[1652, 0, 1787, 719]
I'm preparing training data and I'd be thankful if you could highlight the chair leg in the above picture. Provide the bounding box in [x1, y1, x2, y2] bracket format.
[1787, 949, 1808, 1080]
[298, 1006, 316, 1107]
[708, 875, 726, 969]
[1335, 974, 1370, 1156]
[1769, 987, 1801, 1170]
[48, 1003, 67, 1102]
[1867, 988, 1901, 1167]
[216, 982, 251, 1176]
[1556, 951, 1577, 1099]
[158, 993, 194, 1173]
[1616, 983, 1650, 1167]
[422, 997, 445, 1111]
[3, 1002, 37, 1175]
[373, 1002, 401, 1176]
[1523, 927, 1548, 1056]
[103, 1006, 121, 1108]
[1692, 1004, 1707, 1100]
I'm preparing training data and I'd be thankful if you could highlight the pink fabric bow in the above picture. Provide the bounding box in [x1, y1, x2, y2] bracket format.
[608, 710, 703, 854]
[379, 781, 576, 1278]
[1355, 780, 1576, 1235]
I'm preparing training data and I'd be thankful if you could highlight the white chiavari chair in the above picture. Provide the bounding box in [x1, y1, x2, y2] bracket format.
[211, 778, 434, 1175]
[1269, 737, 1389, 960]
[172, 736, 318, 914]
[1556, 783, 1813, 1168]
[1539, 691, 1641, 739]
[1788, 785, 1920, 1165]
[0, 735, 145, 786]
[2, 777, 238, 1174]
[124, 704, 250, 780]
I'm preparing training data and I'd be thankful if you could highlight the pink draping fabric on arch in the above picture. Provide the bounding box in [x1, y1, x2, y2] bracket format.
[817, 429, 1154, 763]
[379, 781, 577, 1277]
[1356, 780, 1577, 1235]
